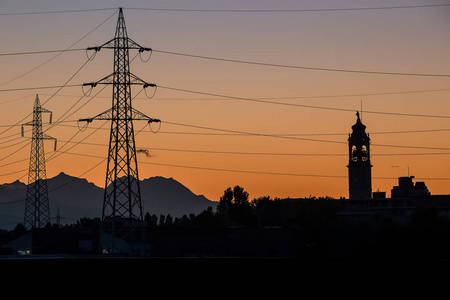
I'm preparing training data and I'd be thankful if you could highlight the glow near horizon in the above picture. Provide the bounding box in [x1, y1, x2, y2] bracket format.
[0, 0, 449, 202]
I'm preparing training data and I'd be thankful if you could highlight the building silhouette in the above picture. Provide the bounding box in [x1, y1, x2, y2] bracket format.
[391, 176, 430, 199]
[347, 111, 372, 200]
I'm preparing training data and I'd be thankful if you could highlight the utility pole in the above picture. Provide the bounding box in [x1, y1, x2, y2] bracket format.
[22, 94, 57, 230]
[79, 8, 159, 248]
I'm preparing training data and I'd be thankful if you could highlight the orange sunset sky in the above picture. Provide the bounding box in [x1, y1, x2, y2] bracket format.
[1, 0, 450, 203]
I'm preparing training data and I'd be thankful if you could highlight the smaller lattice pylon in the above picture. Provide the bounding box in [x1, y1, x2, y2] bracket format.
[22, 94, 57, 230]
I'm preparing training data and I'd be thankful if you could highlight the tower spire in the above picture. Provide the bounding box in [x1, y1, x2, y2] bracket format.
[22, 94, 56, 229]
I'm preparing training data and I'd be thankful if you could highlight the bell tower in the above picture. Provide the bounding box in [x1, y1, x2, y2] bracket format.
[348, 111, 372, 200]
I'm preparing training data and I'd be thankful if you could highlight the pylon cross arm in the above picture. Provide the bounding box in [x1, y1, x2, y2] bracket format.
[87, 37, 151, 52]
[38, 107, 52, 114]
[83, 73, 155, 88]
[42, 133, 56, 141]
[79, 107, 160, 123]
[42, 134, 57, 151]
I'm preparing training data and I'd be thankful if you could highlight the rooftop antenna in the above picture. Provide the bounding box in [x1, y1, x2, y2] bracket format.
[360, 99, 363, 121]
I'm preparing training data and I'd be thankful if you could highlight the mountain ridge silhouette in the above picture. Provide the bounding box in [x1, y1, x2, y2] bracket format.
[0, 172, 216, 230]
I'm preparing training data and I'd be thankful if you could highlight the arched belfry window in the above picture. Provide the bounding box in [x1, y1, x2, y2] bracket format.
[361, 145, 369, 162]
[351, 145, 358, 162]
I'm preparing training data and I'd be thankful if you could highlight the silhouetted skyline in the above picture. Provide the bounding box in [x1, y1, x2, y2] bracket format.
[0, 1, 449, 203]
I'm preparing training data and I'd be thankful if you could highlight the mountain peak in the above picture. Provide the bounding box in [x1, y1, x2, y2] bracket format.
[55, 171, 71, 178]
[52, 172, 90, 181]
[1, 179, 26, 189]
[146, 175, 173, 180]
[48, 172, 96, 188]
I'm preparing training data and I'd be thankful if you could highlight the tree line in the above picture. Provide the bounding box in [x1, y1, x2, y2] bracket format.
[3, 185, 450, 259]
[144, 185, 338, 228]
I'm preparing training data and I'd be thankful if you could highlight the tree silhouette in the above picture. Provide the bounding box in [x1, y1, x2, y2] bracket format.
[217, 185, 254, 225]
[217, 187, 234, 214]
[159, 214, 166, 227]
[252, 196, 276, 227]
[165, 214, 173, 227]
[145, 213, 158, 227]
[233, 185, 249, 206]
[194, 206, 220, 228]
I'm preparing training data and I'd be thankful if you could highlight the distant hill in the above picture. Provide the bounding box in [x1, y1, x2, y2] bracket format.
[0, 172, 216, 230]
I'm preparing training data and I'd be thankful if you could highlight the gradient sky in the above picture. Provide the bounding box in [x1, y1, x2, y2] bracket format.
[1, 0, 450, 204]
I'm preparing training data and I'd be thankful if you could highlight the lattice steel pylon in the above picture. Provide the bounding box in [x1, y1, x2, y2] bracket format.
[22, 94, 57, 230]
[79, 8, 159, 236]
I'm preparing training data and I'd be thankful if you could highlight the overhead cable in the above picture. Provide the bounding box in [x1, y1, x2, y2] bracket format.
[3, 46, 449, 78]
[0, 49, 86, 57]
[59, 151, 450, 181]
[0, 8, 117, 16]
[123, 4, 450, 12]
[162, 120, 450, 151]
[0, 10, 117, 87]
[2, 4, 449, 16]
[153, 49, 450, 78]
[158, 85, 450, 119]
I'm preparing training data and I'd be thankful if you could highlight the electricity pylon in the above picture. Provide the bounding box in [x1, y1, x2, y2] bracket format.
[22, 94, 57, 230]
[79, 8, 159, 237]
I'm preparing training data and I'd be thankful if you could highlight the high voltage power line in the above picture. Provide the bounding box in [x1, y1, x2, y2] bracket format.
[3, 117, 450, 204]
[5, 143, 450, 181]
[0, 49, 96, 137]
[3, 85, 450, 172]
[32, 141, 450, 157]
[122, 4, 450, 12]
[2, 83, 450, 99]
[157, 85, 450, 119]
[1, 4, 449, 16]
[0, 49, 86, 57]
[29, 87, 450, 101]
[53, 122, 450, 137]
[151, 50, 450, 78]
[42, 118, 450, 152]
[2, 83, 450, 120]
[159, 120, 450, 151]
[0, 120, 110, 177]
[0, 8, 117, 16]
[39, 151, 450, 181]
[0, 84, 114, 168]
[2, 83, 450, 168]
[0, 78, 109, 168]
[0, 84, 83, 92]
[3, 47, 450, 78]
[5, 115, 450, 160]
[4, 124, 450, 173]
[0, 10, 117, 88]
